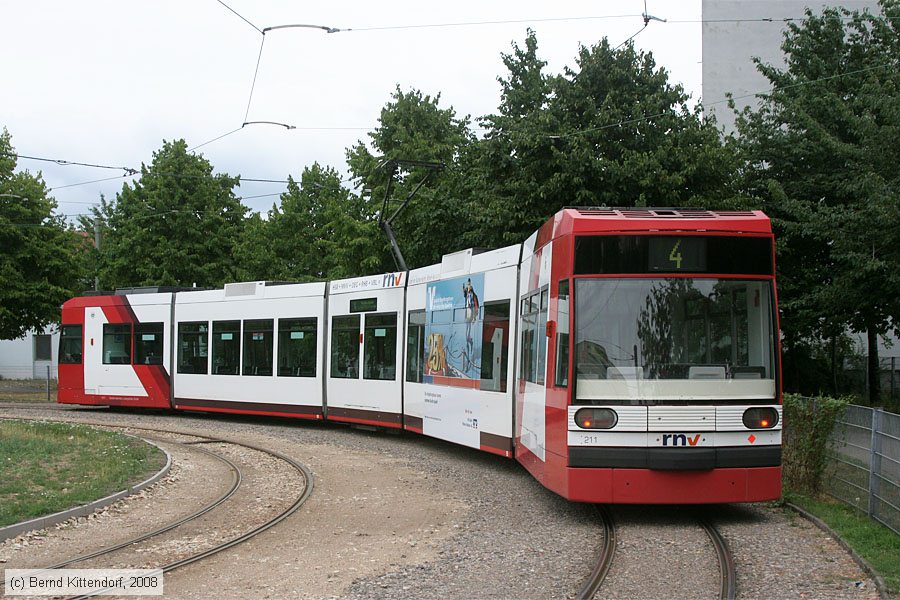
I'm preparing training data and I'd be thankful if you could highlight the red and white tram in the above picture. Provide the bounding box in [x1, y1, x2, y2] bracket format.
[59, 208, 783, 504]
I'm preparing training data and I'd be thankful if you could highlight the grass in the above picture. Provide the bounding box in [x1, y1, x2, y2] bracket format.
[784, 490, 900, 594]
[0, 420, 165, 527]
[0, 378, 57, 403]
[0, 391, 55, 403]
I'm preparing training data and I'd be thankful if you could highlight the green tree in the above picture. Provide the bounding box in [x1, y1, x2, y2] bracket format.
[470, 31, 739, 245]
[346, 86, 475, 270]
[736, 1, 900, 403]
[236, 164, 379, 281]
[467, 31, 742, 248]
[0, 128, 87, 339]
[99, 140, 246, 288]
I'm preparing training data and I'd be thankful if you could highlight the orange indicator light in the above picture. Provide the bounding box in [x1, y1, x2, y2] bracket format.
[584, 420, 592, 428]
[760, 419, 769, 427]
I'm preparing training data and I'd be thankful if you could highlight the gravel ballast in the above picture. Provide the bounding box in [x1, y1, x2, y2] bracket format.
[0, 405, 880, 599]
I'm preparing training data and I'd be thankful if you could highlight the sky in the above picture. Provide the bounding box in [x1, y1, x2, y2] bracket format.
[1, 1, 706, 220]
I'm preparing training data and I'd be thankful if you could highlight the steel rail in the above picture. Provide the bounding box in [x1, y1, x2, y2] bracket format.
[64, 424, 315, 600]
[0, 413, 314, 600]
[574, 505, 617, 600]
[0, 437, 241, 591]
[700, 519, 737, 600]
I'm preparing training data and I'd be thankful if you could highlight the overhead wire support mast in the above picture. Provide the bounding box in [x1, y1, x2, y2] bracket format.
[378, 159, 445, 272]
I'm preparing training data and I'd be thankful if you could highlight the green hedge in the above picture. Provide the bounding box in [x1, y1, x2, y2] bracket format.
[782, 393, 850, 493]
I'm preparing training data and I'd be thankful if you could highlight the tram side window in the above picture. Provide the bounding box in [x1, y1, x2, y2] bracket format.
[102, 323, 132, 364]
[520, 297, 535, 382]
[364, 313, 397, 381]
[278, 318, 317, 377]
[243, 319, 274, 376]
[178, 322, 208, 374]
[331, 315, 360, 379]
[481, 301, 510, 392]
[135, 322, 164, 365]
[212, 321, 240, 375]
[555, 280, 570, 388]
[59, 325, 83, 364]
[536, 290, 548, 385]
[406, 311, 426, 383]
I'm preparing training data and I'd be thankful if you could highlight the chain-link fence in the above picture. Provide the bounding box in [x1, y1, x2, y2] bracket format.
[825, 403, 900, 535]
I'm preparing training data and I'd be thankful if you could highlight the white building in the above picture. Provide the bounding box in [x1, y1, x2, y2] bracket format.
[702, 0, 880, 134]
[0, 327, 59, 380]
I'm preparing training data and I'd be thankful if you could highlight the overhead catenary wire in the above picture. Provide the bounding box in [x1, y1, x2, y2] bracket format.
[4, 151, 291, 186]
[215, 0, 263, 35]
[243, 35, 267, 123]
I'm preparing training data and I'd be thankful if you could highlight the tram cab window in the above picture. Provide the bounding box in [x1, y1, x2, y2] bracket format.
[481, 302, 510, 392]
[212, 321, 240, 375]
[331, 315, 361, 379]
[406, 311, 426, 383]
[278, 318, 317, 377]
[135, 322, 164, 365]
[537, 290, 548, 385]
[102, 323, 132, 365]
[178, 322, 208, 374]
[59, 325, 83, 364]
[519, 288, 548, 384]
[555, 280, 570, 388]
[364, 313, 397, 381]
[243, 319, 274, 376]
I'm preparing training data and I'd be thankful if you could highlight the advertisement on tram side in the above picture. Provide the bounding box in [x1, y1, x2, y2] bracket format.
[424, 273, 484, 388]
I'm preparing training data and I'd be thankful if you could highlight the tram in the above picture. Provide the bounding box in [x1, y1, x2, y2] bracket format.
[58, 207, 783, 504]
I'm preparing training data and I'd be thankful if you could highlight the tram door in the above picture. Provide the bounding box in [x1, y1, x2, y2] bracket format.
[326, 273, 406, 428]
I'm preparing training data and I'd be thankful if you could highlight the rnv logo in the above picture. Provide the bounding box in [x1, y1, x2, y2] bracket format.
[661, 434, 702, 446]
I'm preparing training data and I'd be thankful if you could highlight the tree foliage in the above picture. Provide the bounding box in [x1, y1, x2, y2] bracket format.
[346, 86, 475, 270]
[737, 1, 900, 402]
[236, 164, 381, 281]
[0, 128, 87, 339]
[97, 140, 246, 288]
[466, 30, 742, 248]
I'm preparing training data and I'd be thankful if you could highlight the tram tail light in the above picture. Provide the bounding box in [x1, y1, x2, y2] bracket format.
[575, 408, 617, 430]
[742, 407, 779, 430]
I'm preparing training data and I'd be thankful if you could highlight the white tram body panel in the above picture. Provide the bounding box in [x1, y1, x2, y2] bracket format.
[325, 272, 407, 426]
[172, 281, 326, 414]
[404, 246, 520, 455]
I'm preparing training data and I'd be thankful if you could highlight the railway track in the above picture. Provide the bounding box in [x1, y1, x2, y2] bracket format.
[575, 505, 616, 600]
[701, 517, 737, 600]
[0, 415, 314, 599]
[575, 507, 736, 600]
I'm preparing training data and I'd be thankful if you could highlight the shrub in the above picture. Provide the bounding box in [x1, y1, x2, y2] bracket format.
[782, 393, 850, 493]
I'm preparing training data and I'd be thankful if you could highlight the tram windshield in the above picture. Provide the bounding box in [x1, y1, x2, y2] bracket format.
[573, 278, 776, 402]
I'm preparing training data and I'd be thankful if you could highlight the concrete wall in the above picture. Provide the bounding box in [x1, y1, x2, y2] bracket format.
[702, 0, 880, 134]
[0, 327, 59, 380]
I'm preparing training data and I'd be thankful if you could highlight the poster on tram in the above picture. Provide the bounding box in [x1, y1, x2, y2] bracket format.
[424, 273, 484, 387]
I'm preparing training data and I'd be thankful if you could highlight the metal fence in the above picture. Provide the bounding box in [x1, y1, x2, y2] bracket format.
[0, 366, 57, 402]
[825, 403, 900, 535]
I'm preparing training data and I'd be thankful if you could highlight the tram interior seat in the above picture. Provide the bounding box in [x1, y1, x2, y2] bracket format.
[732, 366, 765, 379]
[688, 366, 726, 379]
[607, 366, 644, 380]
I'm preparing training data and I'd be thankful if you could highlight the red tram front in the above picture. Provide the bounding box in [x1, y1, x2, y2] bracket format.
[515, 208, 782, 503]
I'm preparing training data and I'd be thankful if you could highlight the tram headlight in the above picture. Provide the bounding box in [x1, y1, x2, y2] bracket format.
[575, 408, 617, 430]
[742, 407, 779, 429]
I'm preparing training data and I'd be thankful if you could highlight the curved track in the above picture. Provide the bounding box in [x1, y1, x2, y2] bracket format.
[575, 507, 737, 600]
[0, 414, 314, 600]
[574, 504, 616, 600]
[700, 518, 737, 600]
